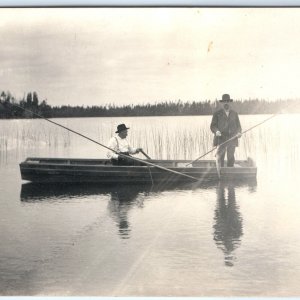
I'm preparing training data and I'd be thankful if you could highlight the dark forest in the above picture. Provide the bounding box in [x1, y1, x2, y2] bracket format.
[0, 91, 299, 119]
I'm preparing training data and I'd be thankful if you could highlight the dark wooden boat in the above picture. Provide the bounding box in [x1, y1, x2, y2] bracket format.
[19, 157, 257, 184]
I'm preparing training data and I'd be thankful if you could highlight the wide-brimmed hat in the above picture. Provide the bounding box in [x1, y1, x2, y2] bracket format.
[115, 123, 130, 133]
[219, 94, 233, 102]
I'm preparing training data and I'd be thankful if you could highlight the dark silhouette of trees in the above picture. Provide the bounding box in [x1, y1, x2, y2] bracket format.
[26, 92, 32, 107]
[0, 89, 299, 119]
[0, 91, 46, 118]
[39, 100, 52, 118]
[32, 92, 39, 107]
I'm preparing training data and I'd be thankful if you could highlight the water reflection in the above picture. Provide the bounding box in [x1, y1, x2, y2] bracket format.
[21, 180, 256, 244]
[107, 187, 144, 239]
[20, 182, 192, 202]
[213, 182, 243, 267]
[20, 183, 149, 202]
[20, 182, 187, 240]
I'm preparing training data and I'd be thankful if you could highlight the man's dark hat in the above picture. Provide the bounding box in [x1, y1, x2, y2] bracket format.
[116, 123, 130, 133]
[219, 94, 233, 102]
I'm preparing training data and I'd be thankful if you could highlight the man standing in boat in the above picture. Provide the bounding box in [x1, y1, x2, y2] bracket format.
[210, 94, 242, 167]
[107, 123, 143, 166]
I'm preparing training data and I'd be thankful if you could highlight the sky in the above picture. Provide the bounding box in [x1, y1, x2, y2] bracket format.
[1, 7, 300, 106]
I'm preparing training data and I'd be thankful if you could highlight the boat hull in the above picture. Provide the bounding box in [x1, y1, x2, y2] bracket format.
[19, 157, 257, 184]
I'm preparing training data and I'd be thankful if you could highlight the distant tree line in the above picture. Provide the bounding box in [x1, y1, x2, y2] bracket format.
[0, 91, 52, 119]
[0, 90, 299, 119]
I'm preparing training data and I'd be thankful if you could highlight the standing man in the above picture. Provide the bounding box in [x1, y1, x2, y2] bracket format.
[210, 94, 242, 167]
[107, 123, 143, 166]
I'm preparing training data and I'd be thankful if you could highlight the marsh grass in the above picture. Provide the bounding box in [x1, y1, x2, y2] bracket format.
[0, 119, 73, 163]
[0, 115, 299, 167]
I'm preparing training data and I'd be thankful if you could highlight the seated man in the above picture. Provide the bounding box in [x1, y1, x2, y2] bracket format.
[107, 123, 143, 166]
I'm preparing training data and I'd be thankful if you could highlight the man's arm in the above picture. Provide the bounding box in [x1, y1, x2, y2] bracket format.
[236, 113, 242, 133]
[107, 137, 119, 159]
[210, 112, 221, 136]
[235, 113, 242, 137]
[128, 143, 143, 155]
[128, 145, 142, 155]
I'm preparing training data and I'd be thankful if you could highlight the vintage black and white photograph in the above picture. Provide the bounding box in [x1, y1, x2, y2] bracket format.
[0, 6, 300, 296]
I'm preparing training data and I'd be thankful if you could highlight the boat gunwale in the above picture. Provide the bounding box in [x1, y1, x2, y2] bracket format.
[20, 157, 256, 169]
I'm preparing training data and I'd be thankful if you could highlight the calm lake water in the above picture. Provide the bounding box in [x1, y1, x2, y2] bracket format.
[0, 114, 300, 296]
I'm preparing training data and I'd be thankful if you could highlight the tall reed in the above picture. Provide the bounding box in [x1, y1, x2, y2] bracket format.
[0, 115, 299, 169]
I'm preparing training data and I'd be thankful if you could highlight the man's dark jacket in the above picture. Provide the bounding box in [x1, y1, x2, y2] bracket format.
[210, 109, 242, 147]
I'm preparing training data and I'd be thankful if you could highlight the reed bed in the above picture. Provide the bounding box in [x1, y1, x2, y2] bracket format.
[0, 115, 300, 169]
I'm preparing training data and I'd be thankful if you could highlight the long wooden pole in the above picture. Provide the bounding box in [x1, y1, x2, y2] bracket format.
[6, 102, 199, 181]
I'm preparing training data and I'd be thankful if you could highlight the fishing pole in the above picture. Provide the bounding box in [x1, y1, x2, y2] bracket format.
[4, 101, 198, 181]
[185, 110, 286, 167]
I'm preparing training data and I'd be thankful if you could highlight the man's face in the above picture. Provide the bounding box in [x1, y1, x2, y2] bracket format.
[119, 130, 128, 139]
[223, 103, 230, 111]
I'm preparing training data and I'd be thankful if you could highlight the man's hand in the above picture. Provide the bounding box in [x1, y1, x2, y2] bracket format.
[216, 131, 222, 137]
[136, 148, 143, 153]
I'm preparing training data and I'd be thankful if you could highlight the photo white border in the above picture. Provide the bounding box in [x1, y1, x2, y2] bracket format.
[0, 3, 299, 300]
[1, 0, 300, 6]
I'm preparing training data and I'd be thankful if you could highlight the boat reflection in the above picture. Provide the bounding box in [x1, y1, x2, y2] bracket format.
[213, 182, 249, 267]
[20, 182, 153, 202]
[20, 182, 192, 240]
[20, 179, 256, 241]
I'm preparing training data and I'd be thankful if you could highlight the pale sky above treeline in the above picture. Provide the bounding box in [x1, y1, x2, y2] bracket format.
[1, 7, 300, 106]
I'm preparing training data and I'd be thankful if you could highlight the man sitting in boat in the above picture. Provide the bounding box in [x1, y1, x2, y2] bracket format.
[210, 94, 242, 167]
[107, 123, 143, 166]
